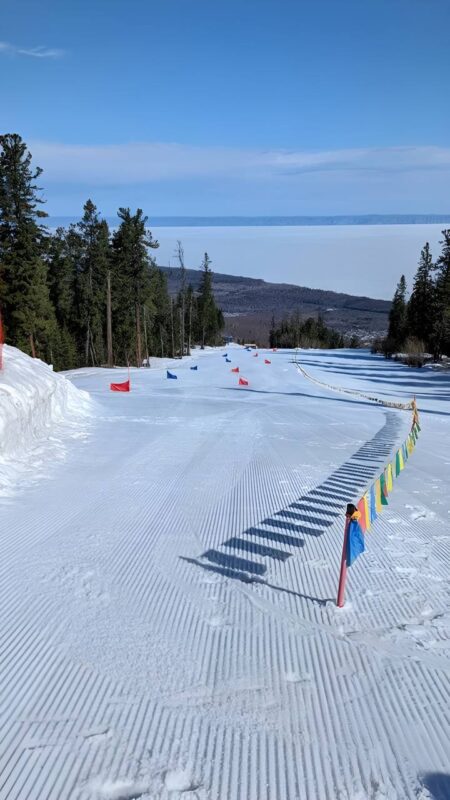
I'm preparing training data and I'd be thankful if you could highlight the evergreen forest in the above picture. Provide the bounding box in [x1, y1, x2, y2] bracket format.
[0, 134, 224, 370]
[379, 237, 450, 362]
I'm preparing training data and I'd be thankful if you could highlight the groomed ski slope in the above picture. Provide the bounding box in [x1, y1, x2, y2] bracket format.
[0, 345, 449, 800]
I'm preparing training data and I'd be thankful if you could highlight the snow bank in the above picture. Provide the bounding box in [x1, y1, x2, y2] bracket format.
[0, 344, 91, 494]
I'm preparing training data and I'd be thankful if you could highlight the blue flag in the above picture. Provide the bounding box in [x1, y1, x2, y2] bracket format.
[225, 358, 231, 363]
[222, 353, 228, 357]
[370, 485, 377, 523]
[167, 370, 178, 379]
[190, 365, 198, 371]
[347, 518, 365, 566]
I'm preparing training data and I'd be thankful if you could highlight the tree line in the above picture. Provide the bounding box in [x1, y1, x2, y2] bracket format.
[269, 312, 348, 349]
[378, 233, 450, 362]
[0, 134, 224, 370]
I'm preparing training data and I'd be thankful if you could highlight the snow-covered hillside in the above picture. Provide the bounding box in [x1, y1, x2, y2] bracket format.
[0, 344, 91, 496]
[0, 345, 449, 800]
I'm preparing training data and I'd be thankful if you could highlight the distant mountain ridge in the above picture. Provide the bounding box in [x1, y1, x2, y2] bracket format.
[47, 214, 450, 227]
[160, 266, 390, 345]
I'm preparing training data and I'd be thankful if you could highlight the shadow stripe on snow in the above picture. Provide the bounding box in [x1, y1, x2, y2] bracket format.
[185, 410, 403, 591]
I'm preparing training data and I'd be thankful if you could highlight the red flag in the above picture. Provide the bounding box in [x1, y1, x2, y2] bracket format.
[239, 376, 249, 386]
[264, 359, 271, 364]
[231, 366, 239, 373]
[253, 353, 258, 357]
[110, 380, 130, 392]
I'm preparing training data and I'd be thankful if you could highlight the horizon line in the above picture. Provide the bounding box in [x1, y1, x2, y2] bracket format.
[45, 213, 450, 228]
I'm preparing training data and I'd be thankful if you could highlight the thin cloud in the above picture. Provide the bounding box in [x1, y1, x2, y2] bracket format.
[0, 41, 64, 59]
[28, 140, 450, 185]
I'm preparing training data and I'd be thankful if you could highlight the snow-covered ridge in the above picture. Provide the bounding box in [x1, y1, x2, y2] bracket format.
[0, 344, 91, 494]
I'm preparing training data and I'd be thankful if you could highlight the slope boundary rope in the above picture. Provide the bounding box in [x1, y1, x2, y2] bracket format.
[294, 357, 414, 411]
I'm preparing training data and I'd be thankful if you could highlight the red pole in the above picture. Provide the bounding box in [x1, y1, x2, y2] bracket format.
[336, 503, 356, 608]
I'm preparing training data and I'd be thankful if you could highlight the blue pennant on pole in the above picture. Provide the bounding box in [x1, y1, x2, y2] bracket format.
[190, 365, 198, 371]
[347, 516, 365, 566]
[167, 370, 178, 379]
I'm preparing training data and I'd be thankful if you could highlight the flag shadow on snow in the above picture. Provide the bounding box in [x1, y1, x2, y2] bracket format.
[419, 774, 450, 800]
[180, 557, 333, 607]
[182, 411, 402, 604]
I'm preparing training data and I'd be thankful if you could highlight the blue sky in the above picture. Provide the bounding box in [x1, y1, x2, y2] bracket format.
[2, 0, 449, 216]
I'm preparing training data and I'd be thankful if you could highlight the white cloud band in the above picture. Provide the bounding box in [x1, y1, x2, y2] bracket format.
[0, 41, 64, 59]
[27, 140, 450, 185]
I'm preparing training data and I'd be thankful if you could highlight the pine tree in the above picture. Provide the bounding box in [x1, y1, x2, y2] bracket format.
[269, 313, 342, 349]
[106, 263, 113, 367]
[196, 252, 223, 348]
[186, 284, 195, 355]
[407, 243, 435, 351]
[0, 134, 57, 360]
[175, 240, 186, 356]
[269, 314, 277, 348]
[46, 227, 78, 367]
[386, 275, 407, 355]
[111, 208, 159, 365]
[433, 230, 450, 358]
[147, 265, 171, 357]
[76, 200, 111, 366]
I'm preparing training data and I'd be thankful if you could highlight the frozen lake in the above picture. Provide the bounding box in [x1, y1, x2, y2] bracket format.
[153, 223, 447, 298]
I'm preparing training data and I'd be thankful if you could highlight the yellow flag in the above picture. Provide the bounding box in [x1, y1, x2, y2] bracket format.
[399, 449, 405, 471]
[387, 463, 393, 492]
[375, 478, 383, 513]
[363, 493, 371, 531]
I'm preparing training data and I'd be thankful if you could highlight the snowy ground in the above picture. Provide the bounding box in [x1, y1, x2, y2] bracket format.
[0, 345, 449, 800]
[0, 346, 91, 499]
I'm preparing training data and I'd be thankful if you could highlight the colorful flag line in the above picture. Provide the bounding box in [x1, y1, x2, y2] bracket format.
[337, 400, 421, 607]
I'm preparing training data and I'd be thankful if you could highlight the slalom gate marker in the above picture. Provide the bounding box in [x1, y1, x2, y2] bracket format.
[110, 379, 130, 392]
[231, 366, 240, 373]
[190, 365, 198, 371]
[253, 353, 259, 357]
[239, 376, 249, 386]
[336, 400, 421, 607]
[264, 359, 271, 364]
[0, 311, 4, 370]
[222, 353, 228, 358]
[110, 364, 131, 392]
[167, 370, 178, 379]
[226, 358, 231, 363]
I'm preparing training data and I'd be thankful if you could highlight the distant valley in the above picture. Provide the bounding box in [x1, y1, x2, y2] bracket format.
[160, 266, 390, 345]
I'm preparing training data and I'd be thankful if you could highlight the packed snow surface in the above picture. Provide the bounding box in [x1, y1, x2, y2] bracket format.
[0, 344, 91, 497]
[0, 345, 449, 799]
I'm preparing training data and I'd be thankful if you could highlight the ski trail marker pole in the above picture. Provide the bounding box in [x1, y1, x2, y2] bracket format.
[336, 503, 356, 608]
